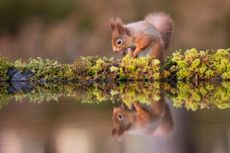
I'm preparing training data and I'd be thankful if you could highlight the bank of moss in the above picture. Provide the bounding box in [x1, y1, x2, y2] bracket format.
[169, 48, 230, 81]
[0, 48, 229, 82]
[0, 56, 13, 81]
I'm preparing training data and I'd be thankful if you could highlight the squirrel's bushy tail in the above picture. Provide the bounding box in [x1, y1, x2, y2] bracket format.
[145, 12, 174, 49]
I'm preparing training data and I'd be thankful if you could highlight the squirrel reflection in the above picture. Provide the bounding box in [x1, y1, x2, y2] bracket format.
[112, 96, 174, 138]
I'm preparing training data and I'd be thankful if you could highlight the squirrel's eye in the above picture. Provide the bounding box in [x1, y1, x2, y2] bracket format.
[117, 113, 124, 121]
[117, 39, 122, 45]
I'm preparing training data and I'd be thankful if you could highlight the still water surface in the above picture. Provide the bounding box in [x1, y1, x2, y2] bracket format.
[0, 83, 230, 153]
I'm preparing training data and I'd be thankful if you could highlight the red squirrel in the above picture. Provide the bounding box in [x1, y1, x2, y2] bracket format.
[112, 98, 174, 138]
[110, 12, 174, 61]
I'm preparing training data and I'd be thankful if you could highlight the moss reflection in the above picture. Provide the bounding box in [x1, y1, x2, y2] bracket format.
[0, 81, 229, 110]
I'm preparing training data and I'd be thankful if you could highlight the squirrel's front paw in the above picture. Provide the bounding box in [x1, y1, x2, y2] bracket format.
[127, 48, 138, 58]
[132, 52, 138, 58]
[127, 48, 133, 56]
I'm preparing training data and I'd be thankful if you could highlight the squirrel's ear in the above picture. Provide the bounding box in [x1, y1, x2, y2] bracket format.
[117, 24, 130, 35]
[115, 18, 130, 35]
[110, 18, 116, 30]
[115, 18, 125, 34]
[115, 17, 124, 25]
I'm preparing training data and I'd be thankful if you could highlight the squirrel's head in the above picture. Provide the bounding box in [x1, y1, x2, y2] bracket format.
[110, 18, 132, 54]
[112, 103, 136, 138]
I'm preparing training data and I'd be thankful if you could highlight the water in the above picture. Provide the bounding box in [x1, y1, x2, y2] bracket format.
[0, 82, 230, 153]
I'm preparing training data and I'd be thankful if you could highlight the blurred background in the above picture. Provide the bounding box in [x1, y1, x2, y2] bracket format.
[0, 0, 229, 63]
[0, 1, 230, 153]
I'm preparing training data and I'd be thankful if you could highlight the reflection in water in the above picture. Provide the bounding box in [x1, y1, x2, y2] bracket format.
[0, 84, 229, 153]
[0, 79, 229, 152]
[112, 93, 174, 138]
[0, 81, 229, 110]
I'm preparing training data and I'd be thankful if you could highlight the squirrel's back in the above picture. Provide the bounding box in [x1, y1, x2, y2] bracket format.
[125, 21, 160, 36]
[145, 12, 174, 49]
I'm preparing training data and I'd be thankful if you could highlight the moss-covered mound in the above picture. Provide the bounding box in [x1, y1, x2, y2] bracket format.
[0, 48, 229, 82]
[168, 48, 230, 81]
[0, 56, 13, 81]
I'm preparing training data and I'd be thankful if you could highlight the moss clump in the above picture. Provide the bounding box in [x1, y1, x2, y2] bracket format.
[169, 48, 230, 81]
[0, 56, 13, 80]
[0, 49, 229, 82]
[211, 49, 230, 80]
[0, 82, 161, 105]
[72, 55, 160, 82]
[14, 57, 65, 81]
[120, 55, 160, 81]
[0, 81, 229, 110]
[164, 81, 230, 110]
[0, 83, 11, 108]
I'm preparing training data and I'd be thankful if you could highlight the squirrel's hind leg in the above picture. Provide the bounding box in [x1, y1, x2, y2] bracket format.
[150, 41, 165, 61]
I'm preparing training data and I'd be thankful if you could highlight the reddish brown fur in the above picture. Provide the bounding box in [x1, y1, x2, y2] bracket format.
[110, 12, 174, 61]
[112, 97, 174, 138]
[150, 41, 164, 61]
[132, 34, 153, 57]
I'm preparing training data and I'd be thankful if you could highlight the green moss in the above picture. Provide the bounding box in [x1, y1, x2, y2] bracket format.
[0, 82, 161, 105]
[0, 83, 11, 108]
[0, 48, 229, 82]
[170, 48, 230, 81]
[165, 81, 230, 110]
[120, 55, 160, 81]
[0, 81, 229, 110]
[0, 56, 13, 80]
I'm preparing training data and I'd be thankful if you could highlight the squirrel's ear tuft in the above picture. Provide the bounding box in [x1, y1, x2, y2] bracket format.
[117, 24, 130, 35]
[115, 18, 125, 34]
[115, 17, 124, 25]
[110, 17, 129, 35]
[110, 18, 116, 30]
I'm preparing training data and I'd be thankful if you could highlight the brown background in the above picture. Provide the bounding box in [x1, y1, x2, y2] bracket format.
[0, 0, 229, 63]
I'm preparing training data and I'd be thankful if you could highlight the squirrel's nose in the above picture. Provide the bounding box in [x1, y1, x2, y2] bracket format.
[113, 47, 119, 52]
